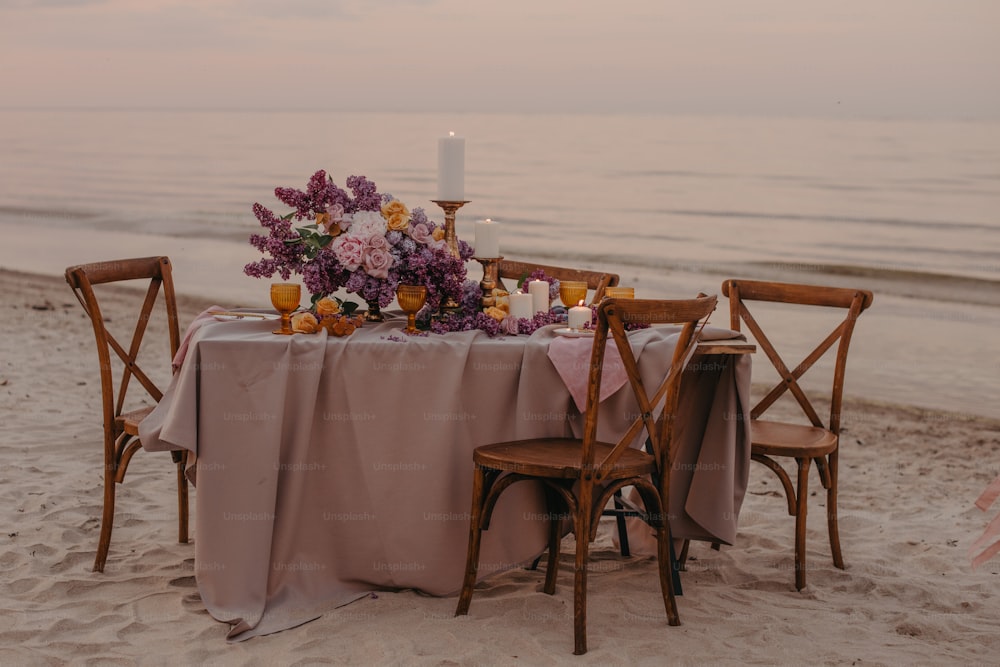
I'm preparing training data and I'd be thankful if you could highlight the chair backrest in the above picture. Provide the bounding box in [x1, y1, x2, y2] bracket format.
[721, 279, 873, 435]
[65, 257, 181, 443]
[498, 260, 619, 304]
[583, 295, 717, 485]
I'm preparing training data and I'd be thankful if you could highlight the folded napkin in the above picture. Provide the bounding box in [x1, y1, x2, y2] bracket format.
[546, 326, 746, 413]
[172, 306, 225, 371]
[547, 336, 628, 412]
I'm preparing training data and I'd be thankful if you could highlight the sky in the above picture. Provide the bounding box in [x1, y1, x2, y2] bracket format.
[1, 0, 998, 118]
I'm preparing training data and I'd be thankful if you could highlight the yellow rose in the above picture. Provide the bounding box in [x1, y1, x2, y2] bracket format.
[291, 311, 319, 334]
[381, 200, 409, 221]
[386, 212, 409, 231]
[432, 227, 446, 242]
[315, 297, 340, 316]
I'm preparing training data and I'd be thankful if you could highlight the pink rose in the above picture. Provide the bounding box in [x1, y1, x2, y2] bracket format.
[332, 235, 365, 272]
[365, 233, 390, 251]
[363, 247, 393, 279]
[409, 223, 432, 245]
[319, 203, 347, 235]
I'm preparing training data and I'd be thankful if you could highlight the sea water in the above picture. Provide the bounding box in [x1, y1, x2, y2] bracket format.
[1, 109, 998, 417]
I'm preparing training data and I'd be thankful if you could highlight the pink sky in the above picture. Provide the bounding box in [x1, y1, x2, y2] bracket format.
[1, 0, 998, 118]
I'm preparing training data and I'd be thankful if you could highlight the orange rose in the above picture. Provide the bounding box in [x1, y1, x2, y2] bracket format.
[315, 297, 340, 316]
[291, 312, 320, 333]
[432, 228, 446, 242]
[484, 306, 507, 322]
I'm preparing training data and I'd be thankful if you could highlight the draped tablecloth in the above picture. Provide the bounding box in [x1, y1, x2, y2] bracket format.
[140, 313, 750, 640]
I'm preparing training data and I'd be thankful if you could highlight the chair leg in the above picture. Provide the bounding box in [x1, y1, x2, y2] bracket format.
[93, 464, 117, 573]
[794, 458, 811, 591]
[543, 487, 562, 595]
[656, 519, 681, 626]
[456, 465, 488, 616]
[572, 506, 592, 655]
[612, 488, 630, 557]
[173, 451, 189, 544]
[825, 453, 844, 569]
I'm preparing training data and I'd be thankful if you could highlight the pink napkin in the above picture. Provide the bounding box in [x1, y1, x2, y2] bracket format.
[172, 306, 225, 371]
[547, 336, 628, 412]
[970, 473, 1000, 568]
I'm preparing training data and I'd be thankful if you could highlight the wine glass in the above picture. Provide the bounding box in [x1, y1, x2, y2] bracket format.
[559, 281, 588, 308]
[270, 283, 301, 335]
[396, 285, 428, 334]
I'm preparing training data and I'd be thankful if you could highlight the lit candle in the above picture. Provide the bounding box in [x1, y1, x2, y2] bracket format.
[568, 300, 591, 330]
[509, 291, 533, 320]
[474, 218, 500, 258]
[437, 131, 465, 201]
[528, 280, 549, 314]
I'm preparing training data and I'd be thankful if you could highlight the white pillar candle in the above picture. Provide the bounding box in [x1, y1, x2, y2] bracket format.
[568, 301, 591, 330]
[509, 291, 533, 321]
[437, 132, 465, 201]
[528, 280, 549, 314]
[474, 218, 500, 258]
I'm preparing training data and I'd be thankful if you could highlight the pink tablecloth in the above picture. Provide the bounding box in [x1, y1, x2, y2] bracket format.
[140, 315, 750, 640]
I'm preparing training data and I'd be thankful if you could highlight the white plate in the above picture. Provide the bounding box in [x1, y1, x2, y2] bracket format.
[554, 327, 595, 338]
[212, 312, 280, 322]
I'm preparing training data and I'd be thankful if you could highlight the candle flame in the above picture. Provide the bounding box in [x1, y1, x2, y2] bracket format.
[578, 300, 585, 307]
[485, 218, 492, 223]
[449, 131, 455, 137]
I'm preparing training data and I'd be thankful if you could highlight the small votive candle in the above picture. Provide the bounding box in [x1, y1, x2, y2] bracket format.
[528, 280, 549, 314]
[568, 301, 591, 330]
[474, 218, 500, 258]
[509, 291, 533, 320]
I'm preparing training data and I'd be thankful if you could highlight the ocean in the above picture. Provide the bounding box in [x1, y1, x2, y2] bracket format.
[1, 109, 998, 417]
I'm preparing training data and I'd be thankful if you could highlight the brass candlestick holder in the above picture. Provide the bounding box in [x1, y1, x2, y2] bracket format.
[431, 199, 470, 310]
[474, 256, 503, 310]
[431, 199, 469, 261]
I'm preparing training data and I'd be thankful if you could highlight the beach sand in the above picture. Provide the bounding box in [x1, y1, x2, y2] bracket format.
[3, 267, 1000, 666]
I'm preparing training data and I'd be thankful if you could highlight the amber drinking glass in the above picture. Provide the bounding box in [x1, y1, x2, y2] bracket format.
[396, 285, 428, 334]
[270, 283, 301, 335]
[604, 286, 635, 300]
[559, 281, 589, 308]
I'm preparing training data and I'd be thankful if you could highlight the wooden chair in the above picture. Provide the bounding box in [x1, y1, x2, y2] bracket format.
[721, 279, 873, 590]
[456, 295, 717, 654]
[497, 259, 619, 304]
[65, 256, 189, 572]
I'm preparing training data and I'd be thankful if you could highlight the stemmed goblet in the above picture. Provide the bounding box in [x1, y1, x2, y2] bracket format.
[270, 283, 301, 335]
[396, 285, 428, 334]
[559, 281, 588, 308]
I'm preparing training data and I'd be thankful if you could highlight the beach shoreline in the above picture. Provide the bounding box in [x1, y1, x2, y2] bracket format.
[2, 265, 1000, 665]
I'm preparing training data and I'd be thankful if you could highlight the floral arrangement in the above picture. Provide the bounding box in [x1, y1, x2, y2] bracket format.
[245, 170, 473, 312]
[246, 171, 604, 338]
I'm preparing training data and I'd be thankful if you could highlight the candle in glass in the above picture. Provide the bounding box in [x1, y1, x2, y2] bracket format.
[528, 280, 549, 314]
[437, 131, 465, 201]
[509, 291, 533, 320]
[568, 300, 591, 330]
[474, 218, 500, 258]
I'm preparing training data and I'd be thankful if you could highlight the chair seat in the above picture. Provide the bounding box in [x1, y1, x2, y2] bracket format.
[751, 419, 838, 458]
[474, 438, 655, 480]
[116, 406, 154, 436]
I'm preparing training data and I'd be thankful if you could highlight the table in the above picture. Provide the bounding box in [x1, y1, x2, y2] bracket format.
[140, 313, 752, 640]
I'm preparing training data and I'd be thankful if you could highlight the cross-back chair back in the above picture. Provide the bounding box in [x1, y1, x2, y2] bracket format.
[65, 256, 189, 572]
[722, 279, 872, 589]
[497, 259, 619, 304]
[456, 294, 717, 654]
